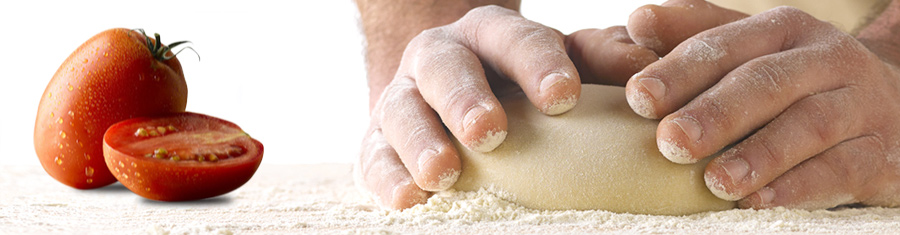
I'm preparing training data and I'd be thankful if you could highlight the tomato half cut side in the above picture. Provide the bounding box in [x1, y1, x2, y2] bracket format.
[102, 112, 263, 201]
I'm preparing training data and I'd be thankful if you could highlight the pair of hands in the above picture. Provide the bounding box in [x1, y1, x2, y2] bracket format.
[357, 0, 900, 210]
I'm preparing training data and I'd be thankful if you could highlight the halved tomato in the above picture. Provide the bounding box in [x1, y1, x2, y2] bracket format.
[102, 112, 263, 201]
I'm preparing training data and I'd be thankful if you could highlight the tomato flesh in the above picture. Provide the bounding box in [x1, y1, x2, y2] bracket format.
[103, 112, 263, 201]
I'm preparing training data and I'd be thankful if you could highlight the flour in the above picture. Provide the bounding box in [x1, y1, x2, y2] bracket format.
[468, 129, 507, 153]
[683, 36, 727, 62]
[626, 83, 659, 119]
[5, 164, 900, 234]
[658, 137, 695, 164]
[374, 188, 900, 234]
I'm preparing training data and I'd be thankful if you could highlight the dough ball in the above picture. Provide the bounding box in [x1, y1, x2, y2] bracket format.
[450, 84, 735, 215]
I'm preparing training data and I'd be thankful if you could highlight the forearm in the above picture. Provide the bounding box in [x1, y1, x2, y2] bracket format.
[356, 0, 521, 110]
[858, 0, 900, 66]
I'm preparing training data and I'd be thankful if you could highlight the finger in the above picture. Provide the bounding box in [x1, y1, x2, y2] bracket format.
[626, 6, 834, 120]
[355, 126, 430, 209]
[703, 88, 864, 200]
[454, 5, 581, 115]
[627, 0, 747, 55]
[628, 7, 857, 163]
[376, 76, 461, 191]
[736, 135, 885, 209]
[566, 26, 659, 86]
[402, 27, 508, 152]
[656, 41, 861, 164]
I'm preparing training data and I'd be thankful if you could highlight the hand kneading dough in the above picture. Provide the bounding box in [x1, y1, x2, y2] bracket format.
[450, 84, 735, 215]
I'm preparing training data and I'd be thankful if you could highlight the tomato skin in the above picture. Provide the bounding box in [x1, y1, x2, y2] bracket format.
[35, 28, 188, 189]
[102, 112, 263, 201]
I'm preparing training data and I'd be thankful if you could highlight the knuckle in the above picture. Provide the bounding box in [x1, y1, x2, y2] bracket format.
[733, 59, 792, 95]
[364, 128, 393, 158]
[629, 5, 662, 28]
[821, 36, 879, 78]
[416, 27, 445, 41]
[358, 129, 395, 178]
[794, 92, 852, 144]
[823, 156, 854, 190]
[378, 77, 422, 126]
[764, 6, 831, 37]
[402, 123, 433, 154]
[769, 6, 807, 17]
[806, 101, 839, 143]
[626, 5, 660, 46]
[441, 85, 478, 122]
[680, 35, 726, 62]
[409, 27, 452, 50]
[380, 77, 418, 110]
[755, 137, 786, 171]
[455, 5, 516, 37]
[599, 26, 630, 43]
[464, 5, 514, 19]
[767, 6, 816, 23]
[692, 95, 735, 131]
[511, 24, 559, 46]
[817, 146, 860, 193]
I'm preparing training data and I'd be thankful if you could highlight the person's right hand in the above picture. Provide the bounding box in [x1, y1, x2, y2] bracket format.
[354, 5, 659, 209]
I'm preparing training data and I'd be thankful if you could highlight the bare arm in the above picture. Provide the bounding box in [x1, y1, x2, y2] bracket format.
[356, 0, 521, 110]
[858, 0, 900, 66]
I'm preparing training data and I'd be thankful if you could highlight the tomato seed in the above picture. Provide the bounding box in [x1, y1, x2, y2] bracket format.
[135, 128, 149, 137]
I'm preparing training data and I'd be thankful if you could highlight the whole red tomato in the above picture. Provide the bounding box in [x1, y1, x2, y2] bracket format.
[35, 28, 189, 189]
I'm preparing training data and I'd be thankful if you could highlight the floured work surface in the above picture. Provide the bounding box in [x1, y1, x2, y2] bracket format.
[2, 164, 899, 234]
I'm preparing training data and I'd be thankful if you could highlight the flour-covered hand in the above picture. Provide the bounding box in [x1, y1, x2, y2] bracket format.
[626, 0, 900, 209]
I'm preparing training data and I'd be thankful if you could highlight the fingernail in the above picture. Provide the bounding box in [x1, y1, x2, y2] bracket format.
[638, 77, 666, 100]
[539, 72, 570, 96]
[720, 157, 750, 184]
[543, 96, 577, 116]
[672, 116, 702, 143]
[435, 169, 460, 190]
[658, 138, 695, 164]
[627, 88, 658, 119]
[469, 129, 507, 153]
[463, 104, 489, 132]
[755, 187, 776, 205]
[626, 72, 658, 119]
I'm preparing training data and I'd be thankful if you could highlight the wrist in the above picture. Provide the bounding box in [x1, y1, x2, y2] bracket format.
[857, 0, 900, 65]
[356, 1, 521, 110]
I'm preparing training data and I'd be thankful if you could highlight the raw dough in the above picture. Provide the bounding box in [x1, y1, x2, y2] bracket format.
[450, 84, 735, 215]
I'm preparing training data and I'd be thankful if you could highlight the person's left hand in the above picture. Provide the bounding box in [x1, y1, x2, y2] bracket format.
[624, 0, 900, 209]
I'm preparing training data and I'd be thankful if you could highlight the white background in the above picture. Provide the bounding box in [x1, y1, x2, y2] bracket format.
[0, 1, 662, 165]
